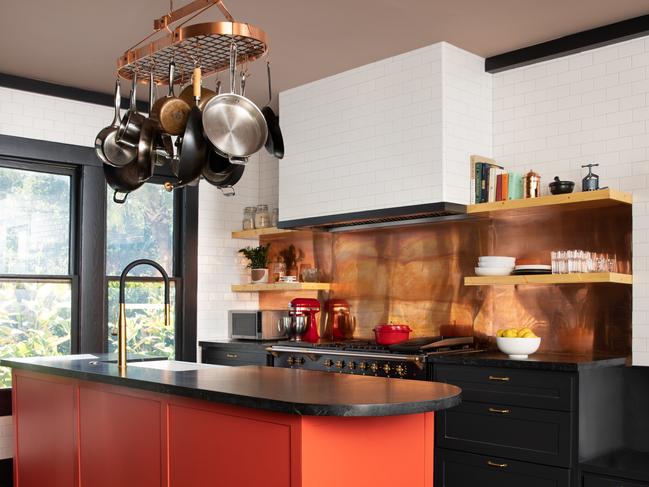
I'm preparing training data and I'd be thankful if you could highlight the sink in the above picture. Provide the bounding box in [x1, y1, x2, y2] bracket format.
[127, 360, 218, 372]
[46, 354, 99, 361]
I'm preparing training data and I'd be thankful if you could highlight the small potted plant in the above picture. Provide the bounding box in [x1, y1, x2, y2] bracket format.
[239, 243, 271, 283]
[278, 244, 304, 278]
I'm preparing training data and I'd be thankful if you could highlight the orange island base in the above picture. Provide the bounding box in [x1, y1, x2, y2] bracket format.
[3, 355, 461, 487]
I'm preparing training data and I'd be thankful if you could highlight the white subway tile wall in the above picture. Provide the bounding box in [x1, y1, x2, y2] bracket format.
[278, 42, 492, 221]
[0, 416, 11, 460]
[491, 37, 649, 365]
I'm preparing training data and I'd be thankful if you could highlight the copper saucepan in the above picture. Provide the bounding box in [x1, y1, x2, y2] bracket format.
[150, 60, 190, 136]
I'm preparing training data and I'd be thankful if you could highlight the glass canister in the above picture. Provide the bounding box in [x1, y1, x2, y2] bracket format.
[523, 170, 541, 198]
[271, 208, 279, 227]
[242, 207, 256, 230]
[254, 204, 271, 228]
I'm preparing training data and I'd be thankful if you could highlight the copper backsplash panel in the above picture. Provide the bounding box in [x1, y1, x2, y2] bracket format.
[261, 205, 631, 355]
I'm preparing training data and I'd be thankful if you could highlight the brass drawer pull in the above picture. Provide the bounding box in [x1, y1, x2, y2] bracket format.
[486, 461, 508, 468]
[488, 375, 510, 382]
[488, 407, 511, 414]
[226, 353, 238, 359]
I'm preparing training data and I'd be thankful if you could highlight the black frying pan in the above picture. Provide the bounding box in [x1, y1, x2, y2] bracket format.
[262, 62, 284, 159]
[104, 162, 145, 203]
[164, 67, 208, 191]
[202, 155, 245, 195]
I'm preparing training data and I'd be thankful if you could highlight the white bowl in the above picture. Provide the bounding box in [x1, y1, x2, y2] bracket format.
[479, 256, 516, 266]
[496, 336, 541, 359]
[474, 267, 514, 276]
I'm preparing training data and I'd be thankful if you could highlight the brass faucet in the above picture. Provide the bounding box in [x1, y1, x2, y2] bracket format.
[116, 259, 171, 370]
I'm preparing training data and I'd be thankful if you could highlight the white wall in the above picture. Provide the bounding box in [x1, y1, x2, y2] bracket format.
[491, 37, 649, 365]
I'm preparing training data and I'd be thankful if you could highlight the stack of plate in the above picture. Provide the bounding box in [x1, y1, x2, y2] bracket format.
[513, 265, 551, 275]
[475, 256, 516, 276]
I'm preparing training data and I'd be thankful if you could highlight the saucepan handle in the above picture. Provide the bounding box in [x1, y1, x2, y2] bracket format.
[113, 191, 128, 204]
[229, 156, 248, 165]
[219, 185, 235, 197]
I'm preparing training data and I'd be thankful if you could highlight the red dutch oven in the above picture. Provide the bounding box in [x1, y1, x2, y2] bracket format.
[373, 323, 412, 345]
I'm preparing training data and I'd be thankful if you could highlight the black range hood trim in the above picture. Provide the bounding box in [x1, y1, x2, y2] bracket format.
[277, 202, 467, 231]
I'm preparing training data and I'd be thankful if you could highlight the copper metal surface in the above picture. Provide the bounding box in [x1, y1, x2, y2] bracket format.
[259, 205, 631, 355]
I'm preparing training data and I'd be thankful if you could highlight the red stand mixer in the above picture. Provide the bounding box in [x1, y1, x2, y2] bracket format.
[288, 298, 320, 343]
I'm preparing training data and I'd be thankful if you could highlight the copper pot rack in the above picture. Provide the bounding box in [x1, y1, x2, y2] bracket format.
[116, 0, 268, 85]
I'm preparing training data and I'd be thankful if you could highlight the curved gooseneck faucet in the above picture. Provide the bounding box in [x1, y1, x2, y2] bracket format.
[117, 259, 171, 370]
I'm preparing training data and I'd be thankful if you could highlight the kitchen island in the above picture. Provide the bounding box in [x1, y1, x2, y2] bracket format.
[3, 355, 461, 487]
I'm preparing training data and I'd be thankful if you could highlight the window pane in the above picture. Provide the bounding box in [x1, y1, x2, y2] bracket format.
[107, 280, 176, 359]
[0, 167, 70, 275]
[0, 281, 72, 388]
[106, 183, 174, 277]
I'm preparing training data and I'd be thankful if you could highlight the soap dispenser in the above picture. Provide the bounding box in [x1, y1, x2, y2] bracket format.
[581, 164, 599, 191]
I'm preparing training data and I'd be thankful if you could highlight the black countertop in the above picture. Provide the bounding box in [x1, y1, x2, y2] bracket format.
[430, 351, 628, 371]
[581, 449, 649, 483]
[1, 354, 461, 417]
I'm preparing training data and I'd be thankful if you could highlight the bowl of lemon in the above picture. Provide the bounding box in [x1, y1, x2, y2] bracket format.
[496, 328, 541, 359]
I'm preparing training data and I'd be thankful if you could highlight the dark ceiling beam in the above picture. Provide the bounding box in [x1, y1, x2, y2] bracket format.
[0, 72, 148, 112]
[485, 14, 649, 73]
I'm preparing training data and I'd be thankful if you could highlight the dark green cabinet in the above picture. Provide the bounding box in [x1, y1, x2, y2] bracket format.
[199, 341, 273, 367]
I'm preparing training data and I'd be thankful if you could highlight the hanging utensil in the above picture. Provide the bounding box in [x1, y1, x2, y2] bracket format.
[104, 161, 146, 204]
[202, 42, 267, 163]
[150, 60, 191, 136]
[95, 79, 137, 167]
[116, 71, 146, 148]
[164, 66, 208, 191]
[178, 79, 216, 111]
[202, 158, 244, 196]
[134, 71, 157, 182]
[261, 62, 284, 159]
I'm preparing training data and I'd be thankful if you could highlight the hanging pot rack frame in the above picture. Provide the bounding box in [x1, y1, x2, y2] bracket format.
[116, 0, 268, 86]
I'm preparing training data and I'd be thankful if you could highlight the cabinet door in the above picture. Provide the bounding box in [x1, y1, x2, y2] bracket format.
[435, 448, 570, 487]
[437, 400, 573, 467]
[583, 473, 649, 487]
[13, 373, 78, 487]
[168, 403, 293, 487]
[434, 365, 576, 411]
[79, 387, 162, 487]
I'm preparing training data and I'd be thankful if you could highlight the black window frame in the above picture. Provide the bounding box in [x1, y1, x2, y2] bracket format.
[0, 134, 198, 414]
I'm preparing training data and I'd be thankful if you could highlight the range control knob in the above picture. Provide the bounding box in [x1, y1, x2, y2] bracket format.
[287, 356, 296, 366]
[370, 363, 379, 374]
[335, 360, 345, 369]
[359, 361, 368, 371]
[348, 361, 357, 370]
[395, 365, 406, 376]
[296, 357, 305, 365]
[382, 364, 391, 374]
[323, 359, 334, 368]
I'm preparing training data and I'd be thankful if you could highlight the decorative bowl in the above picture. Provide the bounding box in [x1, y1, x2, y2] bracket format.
[496, 336, 541, 359]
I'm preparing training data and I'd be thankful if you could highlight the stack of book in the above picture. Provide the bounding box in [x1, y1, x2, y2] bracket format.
[470, 155, 524, 204]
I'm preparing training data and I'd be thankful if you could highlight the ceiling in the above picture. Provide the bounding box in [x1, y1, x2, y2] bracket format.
[1, 0, 648, 108]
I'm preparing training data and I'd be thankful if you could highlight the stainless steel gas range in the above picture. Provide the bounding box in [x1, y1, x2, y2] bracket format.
[268, 336, 475, 380]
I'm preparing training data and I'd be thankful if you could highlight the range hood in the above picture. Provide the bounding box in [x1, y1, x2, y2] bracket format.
[277, 202, 468, 232]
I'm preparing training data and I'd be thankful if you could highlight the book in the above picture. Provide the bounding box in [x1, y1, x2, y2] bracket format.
[501, 172, 509, 201]
[488, 167, 498, 202]
[507, 172, 523, 200]
[496, 173, 503, 201]
[469, 155, 504, 204]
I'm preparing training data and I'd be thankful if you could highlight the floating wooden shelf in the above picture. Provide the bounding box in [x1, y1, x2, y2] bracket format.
[231, 227, 296, 239]
[466, 188, 632, 214]
[231, 282, 332, 292]
[464, 272, 633, 286]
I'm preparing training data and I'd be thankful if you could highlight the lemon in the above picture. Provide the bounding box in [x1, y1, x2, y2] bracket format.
[521, 331, 538, 338]
[503, 329, 519, 338]
[517, 327, 533, 337]
[496, 329, 504, 337]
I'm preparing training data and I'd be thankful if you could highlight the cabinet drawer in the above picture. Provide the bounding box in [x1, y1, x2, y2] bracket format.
[435, 448, 570, 487]
[201, 348, 271, 366]
[434, 364, 576, 411]
[583, 473, 649, 487]
[437, 400, 573, 467]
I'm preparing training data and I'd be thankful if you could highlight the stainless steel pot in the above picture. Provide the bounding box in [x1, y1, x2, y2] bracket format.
[95, 79, 137, 167]
[202, 42, 267, 162]
[116, 72, 145, 148]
